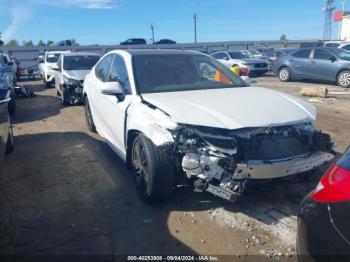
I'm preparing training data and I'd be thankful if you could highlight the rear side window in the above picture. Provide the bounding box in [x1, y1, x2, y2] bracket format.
[292, 50, 311, 59]
[212, 52, 226, 59]
[313, 49, 333, 60]
[342, 44, 350, 51]
[95, 55, 113, 82]
[337, 147, 350, 171]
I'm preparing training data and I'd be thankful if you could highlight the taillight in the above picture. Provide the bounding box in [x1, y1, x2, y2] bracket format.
[312, 164, 350, 203]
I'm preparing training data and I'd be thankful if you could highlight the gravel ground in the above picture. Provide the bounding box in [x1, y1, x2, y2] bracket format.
[0, 76, 349, 260]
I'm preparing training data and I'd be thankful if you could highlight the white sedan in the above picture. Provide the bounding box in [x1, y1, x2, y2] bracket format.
[83, 49, 334, 202]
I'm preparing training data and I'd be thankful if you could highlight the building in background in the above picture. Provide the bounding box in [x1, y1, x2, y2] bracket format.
[341, 13, 350, 40]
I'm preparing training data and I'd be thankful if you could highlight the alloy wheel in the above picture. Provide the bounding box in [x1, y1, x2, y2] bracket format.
[132, 140, 150, 196]
[338, 72, 350, 87]
[279, 69, 289, 81]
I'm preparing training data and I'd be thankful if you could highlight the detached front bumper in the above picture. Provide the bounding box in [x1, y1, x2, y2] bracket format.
[232, 152, 334, 180]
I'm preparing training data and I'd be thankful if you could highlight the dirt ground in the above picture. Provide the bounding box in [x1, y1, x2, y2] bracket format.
[0, 76, 349, 260]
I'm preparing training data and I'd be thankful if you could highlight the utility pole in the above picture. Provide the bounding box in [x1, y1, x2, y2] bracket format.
[150, 24, 155, 44]
[322, 0, 335, 40]
[339, 0, 345, 40]
[193, 13, 197, 44]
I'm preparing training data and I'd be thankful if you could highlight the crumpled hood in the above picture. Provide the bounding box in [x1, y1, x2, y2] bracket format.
[142, 87, 316, 130]
[64, 70, 90, 81]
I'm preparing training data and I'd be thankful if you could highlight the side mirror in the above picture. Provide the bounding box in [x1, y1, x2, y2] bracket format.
[99, 81, 124, 98]
[329, 56, 336, 62]
[52, 67, 59, 71]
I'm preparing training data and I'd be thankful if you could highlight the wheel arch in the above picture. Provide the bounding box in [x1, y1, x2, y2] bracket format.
[335, 68, 350, 82]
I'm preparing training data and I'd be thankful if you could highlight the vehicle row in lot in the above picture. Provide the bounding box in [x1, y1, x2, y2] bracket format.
[210, 50, 268, 76]
[39, 50, 71, 88]
[120, 38, 176, 45]
[273, 47, 350, 88]
[83, 49, 334, 204]
[54, 53, 100, 105]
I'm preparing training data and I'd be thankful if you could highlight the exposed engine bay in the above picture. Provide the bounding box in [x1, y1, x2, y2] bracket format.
[169, 123, 334, 201]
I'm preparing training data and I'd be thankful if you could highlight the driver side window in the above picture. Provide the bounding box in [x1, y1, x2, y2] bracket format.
[95, 55, 113, 82]
[109, 55, 131, 94]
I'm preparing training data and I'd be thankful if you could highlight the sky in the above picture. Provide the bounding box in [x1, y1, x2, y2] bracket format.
[0, 0, 348, 45]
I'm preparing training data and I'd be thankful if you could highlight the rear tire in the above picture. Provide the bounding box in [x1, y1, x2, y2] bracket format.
[84, 96, 96, 133]
[132, 134, 175, 203]
[5, 124, 14, 154]
[337, 70, 350, 88]
[278, 67, 291, 82]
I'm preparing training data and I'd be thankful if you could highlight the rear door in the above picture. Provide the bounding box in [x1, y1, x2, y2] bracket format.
[289, 49, 313, 77]
[309, 48, 338, 81]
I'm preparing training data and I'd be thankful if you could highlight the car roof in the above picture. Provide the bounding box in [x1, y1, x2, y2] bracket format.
[62, 52, 100, 57]
[119, 49, 202, 56]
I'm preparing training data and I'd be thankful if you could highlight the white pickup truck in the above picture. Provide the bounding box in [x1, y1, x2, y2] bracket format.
[54, 52, 100, 105]
[39, 50, 71, 88]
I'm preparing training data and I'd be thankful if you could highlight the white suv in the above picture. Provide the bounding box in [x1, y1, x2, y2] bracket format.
[54, 52, 99, 105]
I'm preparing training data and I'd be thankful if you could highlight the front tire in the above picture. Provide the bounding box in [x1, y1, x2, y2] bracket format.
[278, 67, 291, 82]
[337, 70, 350, 88]
[84, 96, 96, 133]
[61, 86, 70, 106]
[132, 134, 175, 203]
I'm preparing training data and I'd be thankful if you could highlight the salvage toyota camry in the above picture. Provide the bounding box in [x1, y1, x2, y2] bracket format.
[83, 49, 334, 202]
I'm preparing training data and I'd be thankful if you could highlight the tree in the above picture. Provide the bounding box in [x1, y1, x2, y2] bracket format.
[37, 40, 46, 46]
[71, 38, 79, 46]
[0, 33, 3, 46]
[22, 40, 34, 46]
[7, 40, 19, 47]
[280, 34, 287, 42]
[46, 40, 54, 46]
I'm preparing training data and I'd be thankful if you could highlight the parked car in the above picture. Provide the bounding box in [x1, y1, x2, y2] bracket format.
[83, 49, 334, 203]
[120, 38, 146, 45]
[210, 50, 268, 76]
[0, 88, 14, 160]
[54, 52, 100, 105]
[1, 54, 18, 84]
[273, 47, 350, 88]
[323, 41, 348, 48]
[50, 40, 73, 47]
[154, 39, 176, 44]
[40, 50, 71, 88]
[0, 54, 16, 115]
[262, 49, 295, 70]
[297, 145, 350, 261]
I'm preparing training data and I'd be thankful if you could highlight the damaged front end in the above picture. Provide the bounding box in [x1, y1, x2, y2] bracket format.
[170, 123, 334, 202]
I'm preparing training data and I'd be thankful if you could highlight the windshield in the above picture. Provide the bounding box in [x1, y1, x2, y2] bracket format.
[63, 55, 100, 70]
[133, 54, 247, 94]
[331, 48, 350, 61]
[46, 53, 60, 63]
[228, 52, 250, 59]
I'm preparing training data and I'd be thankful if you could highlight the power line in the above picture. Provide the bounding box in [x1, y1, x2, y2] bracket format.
[193, 13, 197, 44]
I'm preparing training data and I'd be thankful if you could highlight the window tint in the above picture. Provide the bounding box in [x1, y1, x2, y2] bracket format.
[292, 49, 311, 59]
[342, 44, 350, 51]
[109, 55, 131, 94]
[313, 49, 333, 60]
[63, 55, 100, 70]
[95, 55, 113, 82]
[212, 52, 226, 59]
[133, 54, 247, 94]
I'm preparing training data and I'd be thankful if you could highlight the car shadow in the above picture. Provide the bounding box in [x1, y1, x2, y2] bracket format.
[0, 130, 335, 256]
